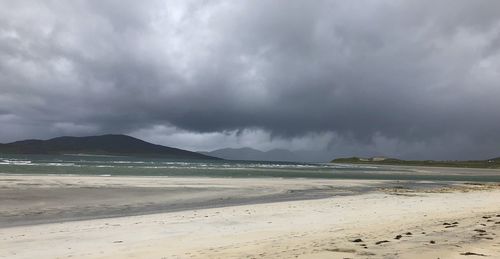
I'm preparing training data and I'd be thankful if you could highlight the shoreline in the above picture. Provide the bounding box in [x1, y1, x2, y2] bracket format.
[331, 162, 500, 172]
[2, 174, 500, 258]
[1, 174, 498, 227]
[2, 185, 500, 258]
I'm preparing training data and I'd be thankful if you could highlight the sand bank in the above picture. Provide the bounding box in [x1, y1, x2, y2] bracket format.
[1, 175, 500, 258]
[0, 174, 384, 227]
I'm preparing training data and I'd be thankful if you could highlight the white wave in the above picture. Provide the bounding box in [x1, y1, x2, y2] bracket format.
[0, 159, 32, 165]
[112, 161, 148, 164]
[45, 163, 75, 167]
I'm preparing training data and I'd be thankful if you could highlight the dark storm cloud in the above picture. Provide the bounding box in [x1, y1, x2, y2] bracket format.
[1, 1, 500, 159]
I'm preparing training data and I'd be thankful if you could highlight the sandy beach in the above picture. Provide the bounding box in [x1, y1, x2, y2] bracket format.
[4, 1, 500, 258]
[1, 174, 500, 259]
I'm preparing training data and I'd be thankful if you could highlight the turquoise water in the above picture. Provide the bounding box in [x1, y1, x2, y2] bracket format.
[1, 154, 500, 182]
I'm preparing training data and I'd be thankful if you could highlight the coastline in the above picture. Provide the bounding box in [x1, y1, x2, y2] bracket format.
[1, 174, 500, 258]
[330, 162, 500, 174]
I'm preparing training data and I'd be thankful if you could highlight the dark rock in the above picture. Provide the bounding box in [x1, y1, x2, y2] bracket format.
[394, 235, 403, 240]
[375, 240, 389, 245]
[351, 238, 363, 243]
[460, 252, 487, 256]
[429, 240, 436, 244]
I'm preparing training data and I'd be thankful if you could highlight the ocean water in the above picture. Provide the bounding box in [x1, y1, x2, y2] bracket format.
[1, 154, 499, 182]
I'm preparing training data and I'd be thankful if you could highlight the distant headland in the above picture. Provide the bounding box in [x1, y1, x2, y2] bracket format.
[331, 156, 500, 169]
[0, 134, 220, 160]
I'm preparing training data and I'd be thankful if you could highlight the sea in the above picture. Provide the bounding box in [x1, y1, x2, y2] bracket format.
[1, 154, 500, 182]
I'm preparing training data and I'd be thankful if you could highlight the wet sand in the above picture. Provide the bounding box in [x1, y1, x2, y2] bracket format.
[1, 174, 500, 258]
[0, 174, 383, 227]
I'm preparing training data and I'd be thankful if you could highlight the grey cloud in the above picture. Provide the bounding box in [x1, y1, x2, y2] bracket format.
[1, 1, 500, 160]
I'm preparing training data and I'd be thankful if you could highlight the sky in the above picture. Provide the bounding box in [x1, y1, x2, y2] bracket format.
[1, 1, 500, 161]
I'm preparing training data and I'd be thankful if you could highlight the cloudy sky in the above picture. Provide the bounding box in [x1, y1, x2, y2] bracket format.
[1, 1, 500, 161]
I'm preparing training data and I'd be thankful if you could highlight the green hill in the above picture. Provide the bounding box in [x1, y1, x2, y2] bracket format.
[0, 134, 220, 160]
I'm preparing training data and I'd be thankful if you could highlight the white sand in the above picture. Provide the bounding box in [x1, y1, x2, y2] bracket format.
[1, 176, 499, 258]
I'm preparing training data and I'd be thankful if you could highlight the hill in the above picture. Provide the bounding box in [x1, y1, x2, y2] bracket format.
[0, 134, 219, 160]
[331, 156, 500, 169]
[201, 147, 301, 162]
